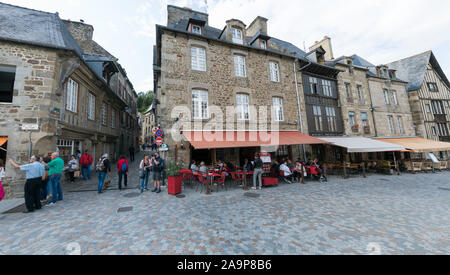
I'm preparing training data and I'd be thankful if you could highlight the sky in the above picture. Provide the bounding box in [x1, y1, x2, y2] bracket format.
[4, 0, 450, 92]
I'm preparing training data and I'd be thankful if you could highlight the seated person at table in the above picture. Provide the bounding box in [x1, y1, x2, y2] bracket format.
[244, 159, 253, 172]
[199, 162, 208, 176]
[217, 160, 224, 170]
[279, 160, 294, 182]
[221, 163, 230, 176]
[190, 161, 199, 172]
[312, 158, 327, 181]
[293, 161, 305, 182]
[287, 159, 295, 170]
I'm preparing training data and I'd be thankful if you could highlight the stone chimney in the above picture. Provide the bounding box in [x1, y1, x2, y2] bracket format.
[246, 16, 268, 37]
[63, 20, 94, 42]
[309, 36, 334, 61]
[167, 5, 209, 26]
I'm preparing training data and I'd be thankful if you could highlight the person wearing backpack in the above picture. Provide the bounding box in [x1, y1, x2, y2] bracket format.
[79, 150, 93, 180]
[117, 156, 128, 190]
[96, 154, 111, 194]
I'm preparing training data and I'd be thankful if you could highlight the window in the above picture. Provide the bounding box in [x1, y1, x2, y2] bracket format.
[269, 62, 280, 82]
[437, 123, 449, 136]
[313, 105, 323, 131]
[87, 92, 95, 120]
[234, 55, 246, 77]
[232, 28, 243, 44]
[111, 109, 116, 129]
[65, 78, 78, 113]
[432, 101, 444, 115]
[322, 80, 333, 97]
[431, 126, 437, 136]
[361, 112, 368, 127]
[309, 77, 318, 94]
[326, 107, 337, 132]
[101, 102, 107, 126]
[192, 90, 209, 119]
[388, 116, 395, 134]
[428, 82, 438, 92]
[345, 83, 352, 98]
[397, 116, 404, 134]
[425, 104, 431, 113]
[392, 91, 398, 105]
[383, 89, 390, 105]
[191, 24, 202, 35]
[0, 65, 16, 103]
[347, 60, 354, 74]
[260, 40, 267, 50]
[191, 47, 206, 71]
[236, 94, 250, 121]
[357, 85, 364, 104]
[349, 111, 356, 127]
[272, 97, 284, 122]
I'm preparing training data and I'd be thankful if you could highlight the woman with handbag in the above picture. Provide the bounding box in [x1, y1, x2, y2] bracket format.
[67, 155, 79, 184]
[139, 154, 151, 193]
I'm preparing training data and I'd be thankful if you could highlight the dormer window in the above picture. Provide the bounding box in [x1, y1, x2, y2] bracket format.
[260, 40, 267, 50]
[232, 28, 243, 44]
[191, 24, 202, 35]
[347, 60, 354, 75]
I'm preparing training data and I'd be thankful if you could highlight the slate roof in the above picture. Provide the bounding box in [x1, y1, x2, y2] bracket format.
[387, 51, 450, 91]
[0, 2, 83, 57]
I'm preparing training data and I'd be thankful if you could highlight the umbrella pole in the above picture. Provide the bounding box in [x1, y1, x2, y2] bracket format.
[394, 152, 400, 175]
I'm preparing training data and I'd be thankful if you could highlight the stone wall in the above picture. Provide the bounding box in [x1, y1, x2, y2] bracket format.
[157, 31, 307, 165]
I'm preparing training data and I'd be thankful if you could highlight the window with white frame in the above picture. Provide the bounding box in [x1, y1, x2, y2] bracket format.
[349, 111, 356, 127]
[191, 47, 206, 71]
[234, 55, 246, 77]
[383, 89, 390, 105]
[388, 116, 395, 134]
[361, 112, 368, 127]
[111, 108, 116, 129]
[272, 97, 284, 122]
[392, 91, 399, 105]
[101, 102, 107, 126]
[326, 107, 337, 132]
[260, 40, 267, 50]
[87, 92, 95, 120]
[397, 116, 404, 134]
[191, 24, 202, 35]
[232, 28, 243, 44]
[236, 94, 250, 121]
[65, 78, 78, 113]
[192, 90, 209, 119]
[322, 80, 333, 97]
[269, 62, 280, 82]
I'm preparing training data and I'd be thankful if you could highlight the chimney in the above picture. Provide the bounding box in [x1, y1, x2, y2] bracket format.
[167, 5, 209, 26]
[309, 36, 334, 61]
[63, 20, 94, 42]
[247, 16, 268, 37]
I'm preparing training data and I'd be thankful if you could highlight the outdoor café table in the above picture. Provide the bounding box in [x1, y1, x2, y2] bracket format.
[201, 172, 221, 195]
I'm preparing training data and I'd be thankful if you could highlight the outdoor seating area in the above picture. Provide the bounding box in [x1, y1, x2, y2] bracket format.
[404, 160, 449, 173]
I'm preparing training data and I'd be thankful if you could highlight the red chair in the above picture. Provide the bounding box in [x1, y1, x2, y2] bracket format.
[213, 172, 227, 192]
[197, 174, 209, 193]
[231, 172, 244, 187]
[180, 171, 192, 190]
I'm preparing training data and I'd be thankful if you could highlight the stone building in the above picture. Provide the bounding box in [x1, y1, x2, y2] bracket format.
[0, 3, 138, 198]
[142, 104, 156, 144]
[153, 5, 332, 166]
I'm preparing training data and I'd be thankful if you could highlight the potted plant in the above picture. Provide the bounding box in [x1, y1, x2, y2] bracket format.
[351, 124, 359, 132]
[166, 162, 183, 195]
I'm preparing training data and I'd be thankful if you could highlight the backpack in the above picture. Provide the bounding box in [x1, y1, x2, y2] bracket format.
[121, 161, 128, 173]
[96, 158, 106, 172]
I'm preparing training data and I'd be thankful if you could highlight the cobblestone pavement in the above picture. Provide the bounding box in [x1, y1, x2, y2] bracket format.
[0, 154, 449, 255]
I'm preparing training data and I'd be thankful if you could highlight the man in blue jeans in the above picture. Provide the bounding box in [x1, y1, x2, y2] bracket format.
[96, 154, 111, 194]
[41, 152, 64, 205]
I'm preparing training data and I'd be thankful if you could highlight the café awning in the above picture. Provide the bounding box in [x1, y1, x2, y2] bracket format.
[376, 137, 450, 153]
[320, 137, 405, 153]
[0, 137, 7, 147]
[182, 131, 328, 150]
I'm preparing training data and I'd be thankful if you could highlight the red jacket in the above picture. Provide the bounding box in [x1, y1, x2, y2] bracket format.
[79, 154, 93, 166]
[117, 159, 129, 174]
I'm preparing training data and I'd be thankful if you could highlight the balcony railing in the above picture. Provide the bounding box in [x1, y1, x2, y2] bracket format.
[439, 136, 450, 142]
[434, 114, 447, 124]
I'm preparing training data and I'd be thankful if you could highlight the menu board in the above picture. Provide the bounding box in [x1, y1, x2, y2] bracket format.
[260, 152, 272, 163]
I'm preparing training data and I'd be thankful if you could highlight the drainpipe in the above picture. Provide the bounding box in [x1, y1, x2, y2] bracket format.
[367, 82, 378, 137]
[294, 60, 310, 161]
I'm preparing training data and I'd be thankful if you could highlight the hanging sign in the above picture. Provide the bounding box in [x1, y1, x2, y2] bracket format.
[155, 137, 164, 146]
[155, 129, 164, 138]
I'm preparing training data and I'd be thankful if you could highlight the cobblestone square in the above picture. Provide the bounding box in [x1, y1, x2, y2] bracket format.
[0, 160, 449, 255]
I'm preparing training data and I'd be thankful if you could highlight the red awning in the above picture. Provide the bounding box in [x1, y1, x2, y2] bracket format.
[183, 131, 328, 150]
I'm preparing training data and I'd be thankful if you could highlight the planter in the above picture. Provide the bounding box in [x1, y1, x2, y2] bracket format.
[168, 176, 182, 195]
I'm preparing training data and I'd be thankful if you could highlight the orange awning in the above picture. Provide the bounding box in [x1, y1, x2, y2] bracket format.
[0, 137, 7, 147]
[377, 137, 450, 153]
[183, 131, 328, 150]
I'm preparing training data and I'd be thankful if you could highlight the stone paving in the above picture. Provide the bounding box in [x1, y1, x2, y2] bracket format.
[0, 154, 449, 255]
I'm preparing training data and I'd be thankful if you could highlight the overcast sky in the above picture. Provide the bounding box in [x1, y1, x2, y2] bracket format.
[4, 0, 450, 92]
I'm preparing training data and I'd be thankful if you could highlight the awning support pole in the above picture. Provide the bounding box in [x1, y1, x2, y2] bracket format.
[394, 152, 400, 175]
[362, 162, 366, 178]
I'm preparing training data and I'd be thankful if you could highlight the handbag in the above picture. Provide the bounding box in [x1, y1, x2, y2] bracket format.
[139, 168, 145, 179]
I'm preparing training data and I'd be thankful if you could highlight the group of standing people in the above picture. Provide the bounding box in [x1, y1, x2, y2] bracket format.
[7, 152, 64, 213]
[139, 152, 164, 194]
